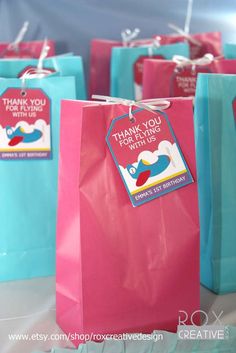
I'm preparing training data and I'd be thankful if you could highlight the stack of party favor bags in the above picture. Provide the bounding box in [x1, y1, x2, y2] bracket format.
[89, 24, 236, 102]
[87, 3, 236, 303]
[56, 10, 236, 346]
[0, 22, 86, 282]
[2, 11, 236, 353]
[89, 18, 222, 100]
[0, 21, 201, 347]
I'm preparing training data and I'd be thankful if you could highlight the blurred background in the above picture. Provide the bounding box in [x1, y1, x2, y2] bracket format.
[0, 0, 235, 76]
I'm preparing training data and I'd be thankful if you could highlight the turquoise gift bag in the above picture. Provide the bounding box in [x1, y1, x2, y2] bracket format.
[0, 55, 86, 99]
[0, 76, 76, 281]
[224, 43, 236, 59]
[110, 42, 189, 100]
[194, 73, 236, 293]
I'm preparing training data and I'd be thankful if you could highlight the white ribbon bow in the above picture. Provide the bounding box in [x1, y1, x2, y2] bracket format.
[128, 37, 161, 57]
[20, 38, 52, 91]
[140, 37, 161, 56]
[92, 95, 170, 122]
[121, 28, 140, 47]
[168, 0, 201, 46]
[8, 21, 29, 51]
[20, 68, 53, 94]
[173, 53, 214, 68]
[121, 29, 161, 56]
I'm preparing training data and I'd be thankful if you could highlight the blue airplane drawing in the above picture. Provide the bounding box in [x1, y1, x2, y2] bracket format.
[127, 154, 171, 187]
[6, 125, 42, 146]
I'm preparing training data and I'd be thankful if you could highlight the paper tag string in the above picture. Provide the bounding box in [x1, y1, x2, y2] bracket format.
[92, 95, 170, 122]
[7, 21, 29, 51]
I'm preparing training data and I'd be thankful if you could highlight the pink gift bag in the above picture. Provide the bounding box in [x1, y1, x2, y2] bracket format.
[0, 21, 55, 58]
[0, 40, 55, 58]
[154, 0, 221, 59]
[56, 97, 200, 342]
[157, 32, 222, 59]
[143, 56, 236, 99]
[89, 39, 122, 97]
[89, 35, 152, 98]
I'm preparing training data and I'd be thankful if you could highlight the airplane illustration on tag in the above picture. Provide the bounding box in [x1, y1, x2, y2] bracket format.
[127, 154, 171, 187]
[5, 125, 43, 146]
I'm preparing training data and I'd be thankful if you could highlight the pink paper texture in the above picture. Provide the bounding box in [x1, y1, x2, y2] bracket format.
[89, 38, 153, 98]
[56, 98, 200, 343]
[0, 40, 55, 58]
[143, 58, 236, 99]
[89, 39, 122, 98]
[157, 32, 221, 59]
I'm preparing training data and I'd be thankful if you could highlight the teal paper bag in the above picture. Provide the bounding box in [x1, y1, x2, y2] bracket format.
[224, 43, 236, 59]
[0, 55, 86, 99]
[0, 76, 76, 281]
[110, 42, 189, 100]
[46, 56, 86, 99]
[194, 73, 236, 293]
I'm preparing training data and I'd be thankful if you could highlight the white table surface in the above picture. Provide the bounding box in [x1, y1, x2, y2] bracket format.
[0, 277, 235, 353]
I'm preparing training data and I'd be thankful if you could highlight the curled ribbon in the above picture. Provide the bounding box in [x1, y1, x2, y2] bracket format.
[128, 37, 161, 57]
[37, 38, 50, 70]
[121, 28, 140, 47]
[121, 29, 161, 56]
[141, 37, 161, 56]
[173, 53, 214, 69]
[7, 21, 29, 51]
[20, 38, 52, 92]
[18, 36, 53, 96]
[168, 0, 201, 46]
[92, 95, 171, 122]
[20, 68, 53, 94]
[184, 0, 193, 34]
[168, 23, 201, 46]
